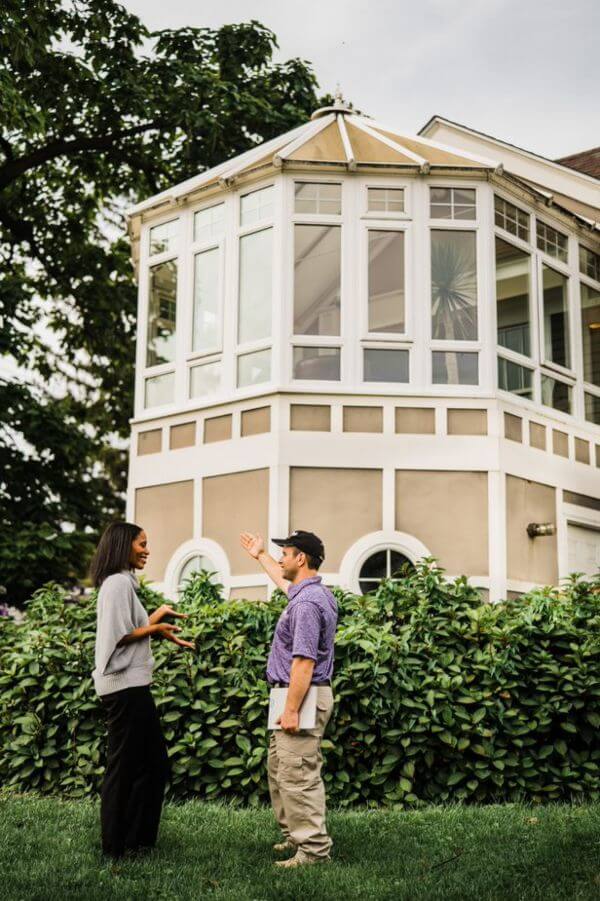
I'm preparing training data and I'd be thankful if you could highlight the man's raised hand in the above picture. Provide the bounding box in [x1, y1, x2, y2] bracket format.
[240, 532, 265, 560]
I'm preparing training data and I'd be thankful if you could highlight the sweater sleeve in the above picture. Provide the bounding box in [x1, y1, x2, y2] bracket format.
[94, 575, 137, 676]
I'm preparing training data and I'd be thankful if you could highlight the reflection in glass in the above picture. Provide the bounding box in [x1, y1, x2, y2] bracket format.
[368, 230, 405, 333]
[541, 373, 572, 414]
[495, 238, 530, 357]
[497, 357, 533, 398]
[542, 265, 570, 369]
[581, 283, 600, 387]
[293, 346, 341, 380]
[294, 182, 341, 215]
[430, 187, 475, 220]
[193, 248, 219, 353]
[238, 228, 272, 343]
[537, 221, 568, 262]
[580, 246, 600, 283]
[147, 260, 177, 366]
[367, 187, 404, 213]
[194, 204, 224, 244]
[584, 392, 600, 426]
[149, 219, 178, 255]
[494, 196, 529, 242]
[237, 348, 271, 387]
[358, 548, 414, 594]
[190, 361, 220, 398]
[364, 348, 409, 383]
[432, 351, 478, 385]
[144, 372, 174, 408]
[294, 225, 341, 335]
[431, 231, 477, 340]
[240, 186, 274, 226]
[178, 555, 218, 593]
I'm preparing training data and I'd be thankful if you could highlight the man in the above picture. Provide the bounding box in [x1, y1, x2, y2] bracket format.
[240, 529, 337, 868]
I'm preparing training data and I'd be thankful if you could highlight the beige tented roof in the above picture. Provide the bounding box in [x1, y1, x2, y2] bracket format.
[128, 101, 504, 219]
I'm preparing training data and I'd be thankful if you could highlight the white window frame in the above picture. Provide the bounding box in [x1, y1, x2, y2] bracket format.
[364, 183, 410, 220]
[338, 531, 431, 595]
[429, 185, 477, 223]
[163, 538, 231, 602]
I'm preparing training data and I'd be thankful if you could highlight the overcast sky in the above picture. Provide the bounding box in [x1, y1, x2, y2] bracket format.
[122, 0, 599, 161]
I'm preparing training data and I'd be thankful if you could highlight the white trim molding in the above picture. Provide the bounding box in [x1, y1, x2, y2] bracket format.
[338, 530, 432, 594]
[163, 537, 231, 601]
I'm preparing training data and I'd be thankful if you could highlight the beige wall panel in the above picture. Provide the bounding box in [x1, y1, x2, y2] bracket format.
[203, 468, 269, 575]
[447, 409, 488, 435]
[229, 586, 268, 601]
[241, 406, 271, 437]
[204, 414, 233, 444]
[575, 438, 590, 465]
[137, 429, 162, 456]
[596, 445, 600, 468]
[135, 480, 194, 581]
[290, 404, 331, 432]
[529, 421, 547, 450]
[506, 475, 558, 584]
[343, 406, 383, 433]
[289, 468, 383, 571]
[552, 429, 569, 458]
[395, 470, 489, 575]
[170, 422, 196, 450]
[395, 407, 435, 434]
[504, 413, 522, 443]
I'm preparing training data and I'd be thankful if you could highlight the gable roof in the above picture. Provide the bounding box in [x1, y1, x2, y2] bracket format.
[556, 148, 600, 181]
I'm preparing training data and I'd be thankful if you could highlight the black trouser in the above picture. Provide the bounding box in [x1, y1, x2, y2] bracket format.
[100, 685, 169, 858]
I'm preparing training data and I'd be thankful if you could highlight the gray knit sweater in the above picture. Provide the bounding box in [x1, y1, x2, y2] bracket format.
[93, 570, 154, 696]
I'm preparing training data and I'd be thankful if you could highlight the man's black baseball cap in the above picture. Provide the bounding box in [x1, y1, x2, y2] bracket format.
[272, 530, 325, 561]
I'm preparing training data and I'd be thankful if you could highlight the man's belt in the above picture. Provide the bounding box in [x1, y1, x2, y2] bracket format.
[269, 679, 331, 688]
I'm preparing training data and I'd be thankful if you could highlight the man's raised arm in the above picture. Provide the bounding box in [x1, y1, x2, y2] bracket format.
[240, 532, 289, 594]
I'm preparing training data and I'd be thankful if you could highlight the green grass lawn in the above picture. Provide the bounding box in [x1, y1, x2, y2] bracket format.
[1, 796, 599, 901]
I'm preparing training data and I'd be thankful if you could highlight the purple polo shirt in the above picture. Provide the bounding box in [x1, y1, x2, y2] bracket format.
[266, 576, 338, 684]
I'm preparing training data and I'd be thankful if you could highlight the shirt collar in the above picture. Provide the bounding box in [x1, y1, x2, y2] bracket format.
[288, 575, 322, 600]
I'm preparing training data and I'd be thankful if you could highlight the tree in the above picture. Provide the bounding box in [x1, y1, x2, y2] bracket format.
[0, 0, 325, 603]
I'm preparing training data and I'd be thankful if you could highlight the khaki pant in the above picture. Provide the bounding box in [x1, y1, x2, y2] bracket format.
[267, 685, 334, 859]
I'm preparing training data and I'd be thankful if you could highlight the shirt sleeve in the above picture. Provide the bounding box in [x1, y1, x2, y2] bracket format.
[290, 601, 322, 661]
[95, 577, 136, 676]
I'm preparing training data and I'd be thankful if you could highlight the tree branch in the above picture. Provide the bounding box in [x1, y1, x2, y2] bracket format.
[0, 121, 164, 190]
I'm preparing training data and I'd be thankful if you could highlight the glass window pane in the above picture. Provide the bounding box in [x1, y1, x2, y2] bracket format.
[430, 188, 450, 204]
[430, 187, 475, 220]
[581, 283, 600, 387]
[584, 392, 600, 426]
[294, 225, 341, 335]
[193, 248, 220, 353]
[294, 182, 341, 215]
[144, 372, 174, 408]
[495, 197, 530, 243]
[431, 230, 478, 340]
[497, 357, 533, 398]
[364, 348, 409, 383]
[190, 361, 221, 398]
[178, 555, 217, 587]
[194, 204, 224, 244]
[240, 186, 274, 226]
[542, 265, 570, 369]
[238, 228, 272, 344]
[367, 187, 404, 213]
[537, 221, 568, 263]
[237, 348, 271, 388]
[495, 237, 531, 357]
[368, 230, 405, 333]
[390, 551, 413, 577]
[147, 260, 177, 366]
[432, 351, 478, 385]
[359, 550, 387, 579]
[580, 245, 600, 283]
[293, 346, 341, 381]
[149, 219, 178, 255]
[541, 374, 572, 414]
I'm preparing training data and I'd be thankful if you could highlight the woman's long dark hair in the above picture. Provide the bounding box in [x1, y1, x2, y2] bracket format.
[90, 522, 143, 588]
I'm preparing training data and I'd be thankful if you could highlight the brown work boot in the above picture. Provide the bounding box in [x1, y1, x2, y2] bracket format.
[274, 849, 331, 868]
[272, 839, 295, 854]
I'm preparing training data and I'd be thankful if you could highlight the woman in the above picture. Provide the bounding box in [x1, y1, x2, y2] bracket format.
[90, 522, 194, 859]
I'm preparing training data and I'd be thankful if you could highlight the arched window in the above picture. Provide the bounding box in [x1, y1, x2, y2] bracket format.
[358, 548, 414, 594]
[177, 554, 219, 594]
[164, 539, 230, 601]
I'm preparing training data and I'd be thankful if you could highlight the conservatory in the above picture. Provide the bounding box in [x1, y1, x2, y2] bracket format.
[125, 99, 600, 602]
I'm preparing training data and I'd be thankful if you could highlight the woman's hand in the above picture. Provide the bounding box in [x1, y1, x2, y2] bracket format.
[149, 604, 188, 626]
[152, 622, 195, 650]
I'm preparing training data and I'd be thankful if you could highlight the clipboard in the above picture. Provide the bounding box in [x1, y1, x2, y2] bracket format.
[268, 686, 317, 730]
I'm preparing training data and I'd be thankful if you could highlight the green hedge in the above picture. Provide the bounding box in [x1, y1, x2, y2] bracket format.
[0, 561, 599, 807]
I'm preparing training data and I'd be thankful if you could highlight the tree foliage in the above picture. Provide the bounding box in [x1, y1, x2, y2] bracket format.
[0, 1, 324, 601]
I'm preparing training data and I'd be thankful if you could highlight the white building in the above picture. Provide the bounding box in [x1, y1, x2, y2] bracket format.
[125, 100, 600, 602]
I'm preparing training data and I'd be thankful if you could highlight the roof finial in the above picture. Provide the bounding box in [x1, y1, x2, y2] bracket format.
[334, 83, 344, 108]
